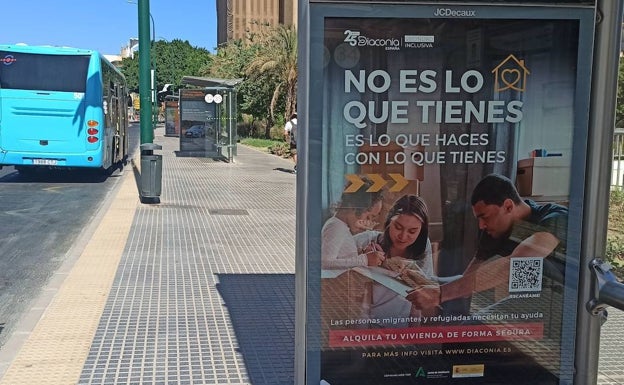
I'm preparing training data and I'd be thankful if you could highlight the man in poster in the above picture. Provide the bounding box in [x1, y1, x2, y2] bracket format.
[405, 173, 568, 311]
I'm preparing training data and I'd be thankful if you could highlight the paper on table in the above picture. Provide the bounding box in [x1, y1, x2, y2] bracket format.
[350, 266, 413, 297]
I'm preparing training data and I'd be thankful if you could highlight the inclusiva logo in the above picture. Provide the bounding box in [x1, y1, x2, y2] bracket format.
[404, 35, 434, 49]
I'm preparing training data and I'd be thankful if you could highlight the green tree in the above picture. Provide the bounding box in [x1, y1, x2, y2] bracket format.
[120, 55, 139, 91]
[617, 58, 624, 128]
[206, 24, 298, 138]
[245, 25, 298, 125]
[152, 39, 212, 91]
[239, 72, 284, 135]
[120, 39, 212, 92]
[204, 37, 281, 137]
[203, 39, 256, 79]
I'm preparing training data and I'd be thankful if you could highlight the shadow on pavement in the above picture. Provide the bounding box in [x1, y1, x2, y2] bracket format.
[216, 273, 295, 384]
[0, 167, 111, 184]
[273, 167, 296, 174]
[174, 151, 230, 162]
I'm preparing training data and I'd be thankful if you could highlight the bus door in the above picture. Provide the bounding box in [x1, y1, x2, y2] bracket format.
[112, 83, 127, 163]
[119, 85, 128, 161]
[0, 51, 91, 155]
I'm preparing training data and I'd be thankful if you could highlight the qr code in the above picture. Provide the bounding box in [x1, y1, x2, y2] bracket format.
[509, 257, 543, 292]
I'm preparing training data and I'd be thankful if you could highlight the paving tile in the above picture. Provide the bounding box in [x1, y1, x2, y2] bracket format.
[77, 128, 296, 385]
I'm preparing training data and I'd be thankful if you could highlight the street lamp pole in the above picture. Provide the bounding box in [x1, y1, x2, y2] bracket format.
[148, 13, 158, 128]
[149, 13, 155, 42]
[137, 0, 162, 204]
[138, 0, 152, 144]
[129, 0, 157, 130]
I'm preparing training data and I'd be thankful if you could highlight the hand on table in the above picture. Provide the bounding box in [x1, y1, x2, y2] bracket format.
[366, 250, 385, 267]
[405, 285, 441, 308]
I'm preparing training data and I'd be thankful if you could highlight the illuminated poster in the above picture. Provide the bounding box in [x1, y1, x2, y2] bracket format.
[179, 89, 218, 155]
[164, 99, 180, 137]
[306, 4, 594, 385]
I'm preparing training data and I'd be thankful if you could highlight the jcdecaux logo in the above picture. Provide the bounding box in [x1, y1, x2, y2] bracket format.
[433, 8, 476, 17]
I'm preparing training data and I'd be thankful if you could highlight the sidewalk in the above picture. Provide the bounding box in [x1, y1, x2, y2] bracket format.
[0, 125, 621, 384]
[0, 125, 296, 385]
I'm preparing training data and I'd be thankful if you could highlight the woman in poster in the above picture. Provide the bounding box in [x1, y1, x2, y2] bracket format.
[355, 194, 434, 278]
[353, 194, 439, 325]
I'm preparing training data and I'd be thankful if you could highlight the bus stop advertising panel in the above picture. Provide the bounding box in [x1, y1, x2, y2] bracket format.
[178, 89, 218, 155]
[298, 2, 598, 384]
[164, 97, 180, 137]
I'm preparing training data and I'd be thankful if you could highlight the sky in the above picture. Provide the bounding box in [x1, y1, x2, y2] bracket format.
[2, 0, 218, 55]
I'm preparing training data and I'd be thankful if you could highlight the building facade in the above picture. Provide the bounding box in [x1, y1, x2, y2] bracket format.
[216, 0, 297, 45]
[120, 38, 139, 59]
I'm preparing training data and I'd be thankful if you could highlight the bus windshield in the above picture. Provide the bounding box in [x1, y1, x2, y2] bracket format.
[0, 51, 90, 92]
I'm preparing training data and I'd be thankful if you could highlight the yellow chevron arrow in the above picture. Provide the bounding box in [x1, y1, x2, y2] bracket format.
[366, 173, 388, 192]
[344, 174, 365, 193]
[388, 173, 409, 192]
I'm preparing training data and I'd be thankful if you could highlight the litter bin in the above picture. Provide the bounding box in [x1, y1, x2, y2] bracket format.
[140, 143, 163, 203]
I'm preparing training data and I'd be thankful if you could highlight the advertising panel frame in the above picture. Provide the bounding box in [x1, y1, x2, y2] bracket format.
[178, 88, 219, 157]
[164, 97, 180, 137]
[297, 2, 601, 385]
[576, 1, 624, 384]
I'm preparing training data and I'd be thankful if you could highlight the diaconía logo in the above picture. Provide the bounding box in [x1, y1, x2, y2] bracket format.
[343, 30, 360, 46]
[343, 30, 401, 51]
[1, 55, 17, 65]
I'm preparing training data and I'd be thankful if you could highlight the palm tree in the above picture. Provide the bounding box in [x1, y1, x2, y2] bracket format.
[245, 24, 298, 135]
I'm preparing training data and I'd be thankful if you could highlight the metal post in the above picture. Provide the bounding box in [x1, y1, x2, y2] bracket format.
[151, 68, 157, 127]
[576, 1, 624, 384]
[216, 94, 221, 154]
[138, 0, 152, 144]
[229, 89, 237, 158]
[226, 89, 232, 161]
[138, 0, 161, 204]
[149, 13, 157, 129]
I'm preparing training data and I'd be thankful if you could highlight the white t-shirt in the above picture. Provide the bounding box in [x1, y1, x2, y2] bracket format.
[284, 118, 297, 134]
[285, 118, 297, 145]
[321, 216, 367, 269]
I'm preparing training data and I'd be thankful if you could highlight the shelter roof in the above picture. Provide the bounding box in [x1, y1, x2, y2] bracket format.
[181, 76, 243, 88]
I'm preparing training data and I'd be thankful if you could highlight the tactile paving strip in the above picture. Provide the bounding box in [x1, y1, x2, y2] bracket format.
[78, 137, 296, 385]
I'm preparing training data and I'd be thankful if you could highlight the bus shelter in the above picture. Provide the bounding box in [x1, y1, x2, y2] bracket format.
[296, 1, 624, 385]
[179, 76, 241, 162]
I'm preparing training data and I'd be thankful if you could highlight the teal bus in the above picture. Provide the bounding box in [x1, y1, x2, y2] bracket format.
[0, 44, 128, 173]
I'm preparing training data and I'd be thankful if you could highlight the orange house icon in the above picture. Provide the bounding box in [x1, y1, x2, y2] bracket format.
[491, 54, 530, 92]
